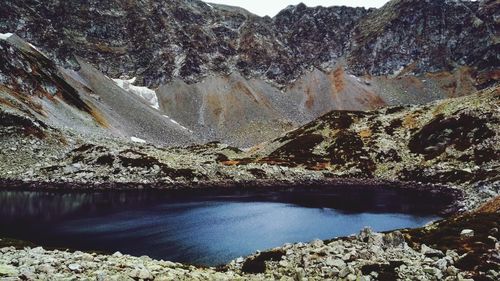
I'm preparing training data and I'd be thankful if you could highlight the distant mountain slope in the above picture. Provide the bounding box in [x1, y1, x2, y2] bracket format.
[348, 0, 499, 88]
[0, 34, 196, 146]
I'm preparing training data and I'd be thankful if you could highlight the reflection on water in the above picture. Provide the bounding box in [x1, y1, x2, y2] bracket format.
[0, 188, 446, 265]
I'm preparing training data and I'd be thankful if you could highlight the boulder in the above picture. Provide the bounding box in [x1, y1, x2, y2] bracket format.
[460, 229, 474, 238]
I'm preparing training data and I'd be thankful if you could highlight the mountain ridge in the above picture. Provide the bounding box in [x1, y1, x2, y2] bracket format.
[1, 0, 496, 87]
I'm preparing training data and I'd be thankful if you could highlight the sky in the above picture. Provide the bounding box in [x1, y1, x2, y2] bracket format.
[203, 0, 390, 17]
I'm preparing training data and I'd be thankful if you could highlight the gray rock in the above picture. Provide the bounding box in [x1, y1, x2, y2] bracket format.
[67, 263, 82, 272]
[311, 239, 324, 248]
[421, 244, 444, 258]
[460, 229, 474, 238]
[339, 266, 354, 278]
[434, 258, 448, 271]
[112, 251, 123, 257]
[325, 257, 346, 268]
[0, 264, 19, 277]
[138, 268, 153, 280]
[37, 264, 55, 274]
[279, 260, 289, 267]
[19, 269, 37, 280]
[347, 273, 357, 281]
[294, 268, 306, 281]
[383, 231, 406, 248]
[446, 266, 459, 276]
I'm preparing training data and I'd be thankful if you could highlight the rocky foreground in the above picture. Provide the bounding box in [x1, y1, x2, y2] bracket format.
[0, 197, 498, 281]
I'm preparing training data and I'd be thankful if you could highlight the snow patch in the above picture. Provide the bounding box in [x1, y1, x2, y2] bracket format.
[390, 66, 406, 79]
[113, 77, 159, 110]
[131, 136, 147, 144]
[0, 33, 13, 40]
[28, 42, 42, 53]
[163, 115, 193, 133]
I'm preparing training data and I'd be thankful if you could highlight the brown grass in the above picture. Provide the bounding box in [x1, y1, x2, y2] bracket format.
[88, 105, 109, 128]
[474, 196, 500, 214]
[358, 128, 373, 138]
[402, 113, 418, 129]
[332, 67, 345, 93]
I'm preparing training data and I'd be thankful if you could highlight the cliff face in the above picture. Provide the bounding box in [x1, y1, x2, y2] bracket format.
[1, 0, 496, 87]
[348, 0, 499, 88]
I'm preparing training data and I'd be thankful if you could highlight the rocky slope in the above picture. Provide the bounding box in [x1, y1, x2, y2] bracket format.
[0, 33, 196, 147]
[1, 0, 497, 146]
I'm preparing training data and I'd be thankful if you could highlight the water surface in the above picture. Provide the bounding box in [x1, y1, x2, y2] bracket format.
[0, 188, 443, 265]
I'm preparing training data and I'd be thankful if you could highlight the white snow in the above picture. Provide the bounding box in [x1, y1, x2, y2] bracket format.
[131, 136, 147, 144]
[113, 77, 159, 110]
[163, 115, 193, 133]
[0, 33, 13, 40]
[27, 42, 51, 59]
[28, 42, 41, 52]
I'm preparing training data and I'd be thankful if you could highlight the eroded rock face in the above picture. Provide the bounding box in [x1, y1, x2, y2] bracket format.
[0, 0, 496, 87]
[348, 0, 498, 87]
[0, 0, 365, 87]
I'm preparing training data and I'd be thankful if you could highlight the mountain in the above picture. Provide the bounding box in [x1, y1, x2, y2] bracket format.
[0, 34, 195, 146]
[1, 0, 496, 86]
[1, 0, 497, 146]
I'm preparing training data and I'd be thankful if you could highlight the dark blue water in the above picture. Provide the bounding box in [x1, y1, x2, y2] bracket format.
[0, 188, 445, 265]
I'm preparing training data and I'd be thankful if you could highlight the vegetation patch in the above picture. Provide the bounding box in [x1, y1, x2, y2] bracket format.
[119, 155, 159, 169]
[241, 250, 286, 274]
[399, 168, 498, 184]
[361, 260, 404, 281]
[327, 131, 375, 176]
[408, 113, 495, 160]
[385, 119, 403, 135]
[321, 111, 357, 129]
[376, 149, 402, 162]
[404, 211, 500, 277]
[215, 153, 229, 162]
[385, 105, 407, 114]
[162, 167, 199, 181]
[268, 134, 326, 167]
[0, 112, 47, 139]
[473, 148, 500, 165]
[72, 144, 95, 153]
[95, 154, 115, 166]
[248, 168, 267, 179]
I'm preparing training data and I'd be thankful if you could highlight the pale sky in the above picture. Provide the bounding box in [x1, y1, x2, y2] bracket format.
[203, 0, 390, 17]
